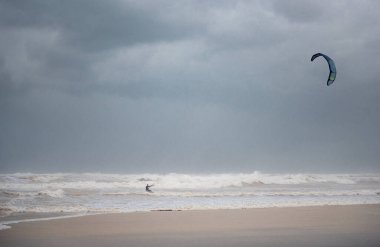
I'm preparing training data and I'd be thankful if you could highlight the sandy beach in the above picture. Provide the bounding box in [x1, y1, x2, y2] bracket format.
[1, 205, 380, 247]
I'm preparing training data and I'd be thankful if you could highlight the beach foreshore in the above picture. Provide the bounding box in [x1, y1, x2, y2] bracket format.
[1, 204, 380, 247]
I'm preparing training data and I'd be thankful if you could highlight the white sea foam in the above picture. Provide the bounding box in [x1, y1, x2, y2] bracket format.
[1, 172, 380, 230]
[2, 172, 372, 191]
[0, 213, 91, 231]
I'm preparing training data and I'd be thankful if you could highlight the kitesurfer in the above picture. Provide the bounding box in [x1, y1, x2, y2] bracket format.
[145, 184, 154, 193]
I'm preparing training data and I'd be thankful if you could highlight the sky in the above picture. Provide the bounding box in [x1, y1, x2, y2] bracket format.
[0, 0, 380, 173]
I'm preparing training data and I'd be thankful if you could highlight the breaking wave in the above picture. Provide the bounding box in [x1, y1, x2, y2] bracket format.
[2, 172, 378, 191]
[1, 172, 380, 230]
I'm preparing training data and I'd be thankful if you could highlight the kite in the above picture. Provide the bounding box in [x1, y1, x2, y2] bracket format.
[311, 53, 336, 86]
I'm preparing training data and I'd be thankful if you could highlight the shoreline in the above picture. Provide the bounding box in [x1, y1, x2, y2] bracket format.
[1, 204, 380, 247]
[1, 203, 380, 230]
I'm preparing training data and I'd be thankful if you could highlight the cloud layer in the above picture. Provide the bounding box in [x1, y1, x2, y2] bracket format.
[1, 0, 380, 172]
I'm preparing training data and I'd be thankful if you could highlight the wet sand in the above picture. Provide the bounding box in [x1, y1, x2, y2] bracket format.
[1, 205, 380, 247]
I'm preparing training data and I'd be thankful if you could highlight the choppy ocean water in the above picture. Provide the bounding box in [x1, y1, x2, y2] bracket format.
[1, 172, 380, 229]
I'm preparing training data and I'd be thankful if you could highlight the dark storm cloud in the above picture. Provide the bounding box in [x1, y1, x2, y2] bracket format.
[271, 0, 325, 23]
[0, 0, 195, 50]
[0, 0, 380, 172]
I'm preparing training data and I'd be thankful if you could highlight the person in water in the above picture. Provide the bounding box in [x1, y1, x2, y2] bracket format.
[145, 184, 154, 192]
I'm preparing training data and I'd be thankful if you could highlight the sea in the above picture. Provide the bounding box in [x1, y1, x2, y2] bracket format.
[1, 172, 380, 230]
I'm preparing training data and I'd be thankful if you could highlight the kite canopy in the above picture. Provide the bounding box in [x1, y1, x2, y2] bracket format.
[311, 53, 336, 86]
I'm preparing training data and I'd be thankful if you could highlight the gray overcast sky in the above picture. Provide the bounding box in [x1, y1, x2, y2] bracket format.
[1, 0, 379, 173]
